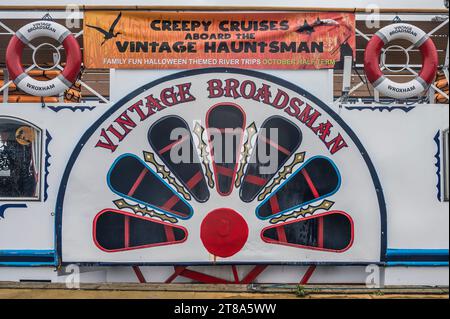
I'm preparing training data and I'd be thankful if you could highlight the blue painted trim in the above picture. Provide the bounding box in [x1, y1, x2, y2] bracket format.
[107, 153, 193, 220]
[386, 248, 448, 266]
[0, 250, 57, 267]
[255, 156, 341, 220]
[44, 130, 53, 202]
[387, 262, 449, 267]
[387, 249, 449, 257]
[47, 105, 96, 113]
[344, 106, 416, 113]
[0, 204, 27, 219]
[0, 250, 55, 256]
[434, 131, 442, 201]
[0, 262, 56, 267]
[55, 68, 388, 265]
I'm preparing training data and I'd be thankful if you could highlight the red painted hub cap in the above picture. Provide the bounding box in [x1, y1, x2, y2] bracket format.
[200, 208, 249, 258]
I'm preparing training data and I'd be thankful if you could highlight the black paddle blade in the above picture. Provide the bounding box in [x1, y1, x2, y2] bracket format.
[256, 156, 341, 219]
[148, 116, 210, 203]
[261, 211, 353, 252]
[206, 103, 246, 196]
[240, 116, 302, 202]
[93, 209, 188, 252]
[107, 154, 193, 219]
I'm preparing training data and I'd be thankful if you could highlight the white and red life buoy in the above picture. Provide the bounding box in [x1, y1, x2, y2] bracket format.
[6, 20, 82, 97]
[364, 23, 438, 99]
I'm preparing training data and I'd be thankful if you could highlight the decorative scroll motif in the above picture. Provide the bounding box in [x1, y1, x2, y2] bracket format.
[44, 131, 52, 202]
[269, 200, 335, 224]
[344, 106, 415, 113]
[258, 152, 306, 201]
[113, 198, 178, 224]
[0, 204, 27, 219]
[143, 151, 191, 201]
[193, 123, 215, 189]
[235, 122, 258, 188]
[434, 131, 442, 201]
[46, 105, 96, 113]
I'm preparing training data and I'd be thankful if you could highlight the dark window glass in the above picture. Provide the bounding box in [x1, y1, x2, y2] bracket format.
[0, 118, 41, 200]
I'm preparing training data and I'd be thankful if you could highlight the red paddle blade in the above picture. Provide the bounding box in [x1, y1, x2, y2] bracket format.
[257, 156, 340, 219]
[93, 209, 187, 252]
[240, 116, 302, 202]
[206, 103, 246, 196]
[148, 115, 210, 203]
[261, 211, 353, 252]
[107, 154, 193, 219]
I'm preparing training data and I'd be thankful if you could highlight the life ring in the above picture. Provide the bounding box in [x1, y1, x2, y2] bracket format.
[364, 23, 438, 99]
[6, 20, 82, 97]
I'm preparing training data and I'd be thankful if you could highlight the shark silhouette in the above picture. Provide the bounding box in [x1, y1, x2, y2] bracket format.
[86, 12, 122, 45]
[296, 18, 339, 34]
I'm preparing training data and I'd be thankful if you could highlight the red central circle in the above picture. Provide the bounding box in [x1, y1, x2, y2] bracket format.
[200, 208, 249, 258]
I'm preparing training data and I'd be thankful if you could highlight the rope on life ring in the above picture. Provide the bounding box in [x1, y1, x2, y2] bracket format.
[364, 23, 438, 99]
[6, 20, 82, 97]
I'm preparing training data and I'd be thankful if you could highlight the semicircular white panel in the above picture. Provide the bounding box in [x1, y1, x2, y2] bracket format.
[56, 68, 386, 265]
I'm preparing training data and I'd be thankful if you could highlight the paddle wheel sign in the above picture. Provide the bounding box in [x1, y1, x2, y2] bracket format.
[83, 11, 355, 69]
[56, 68, 386, 265]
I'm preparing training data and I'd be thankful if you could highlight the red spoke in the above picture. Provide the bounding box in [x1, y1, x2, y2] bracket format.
[244, 174, 267, 186]
[127, 168, 147, 196]
[158, 135, 189, 155]
[302, 168, 320, 198]
[260, 135, 291, 156]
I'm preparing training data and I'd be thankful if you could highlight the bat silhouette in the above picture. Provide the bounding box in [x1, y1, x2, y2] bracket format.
[296, 18, 339, 34]
[86, 12, 122, 45]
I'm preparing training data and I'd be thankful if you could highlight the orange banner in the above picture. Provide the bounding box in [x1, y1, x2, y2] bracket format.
[83, 11, 355, 70]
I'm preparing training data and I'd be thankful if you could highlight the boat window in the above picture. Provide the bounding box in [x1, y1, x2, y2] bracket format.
[0, 117, 41, 200]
